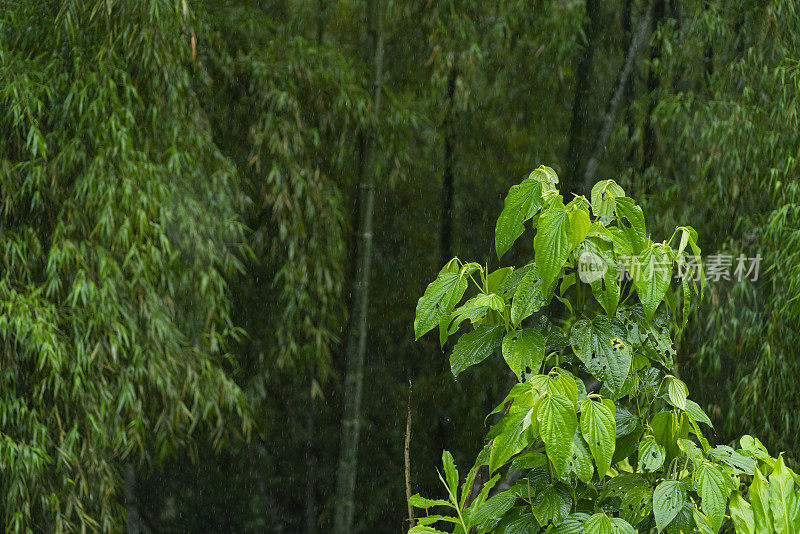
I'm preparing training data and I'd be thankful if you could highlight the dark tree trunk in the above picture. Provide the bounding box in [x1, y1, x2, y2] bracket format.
[334, 0, 385, 532]
[249, 447, 285, 534]
[566, 0, 602, 195]
[440, 65, 458, 267]
[305, 4, 325, 528]
[582, 0, 655, 190]
[316, 0, 325, 46]
[125, 462, 141, 534]
[304, 393, 317, 534]
[404, 382, 414, 532]
[669, 0, 682, 91]
[622, 0, 636, 163]
[703, 0, 714, 81]
[642, 0, 666, 177]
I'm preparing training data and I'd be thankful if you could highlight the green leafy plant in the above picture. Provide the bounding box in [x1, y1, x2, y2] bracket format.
[409, 167, 800, 533]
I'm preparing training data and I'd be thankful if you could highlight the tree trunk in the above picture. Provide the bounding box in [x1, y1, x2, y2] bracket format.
[316, 0, 325, 46]
[566, 0, 602, 195]
[125, 462, 141, 534]
[249, 447, 284, 534]
[622, 0, 636, 163]
[404, 382, 414, 532]
[305, 3, 325, 529]
[582, 0, 655, 190]
[669, 0, 682, 92]
[440, 65, 457, 267]
[304, 391, 317, 534]
[703, 0, 714, 81]
[641, 0, 666, 176]
[333, 0, 385, 532]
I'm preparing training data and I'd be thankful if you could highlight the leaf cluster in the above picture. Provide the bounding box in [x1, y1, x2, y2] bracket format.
[410, 169, 800, 533]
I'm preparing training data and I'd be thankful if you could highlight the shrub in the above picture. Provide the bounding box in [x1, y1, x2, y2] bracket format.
[409, 167, 800, 533]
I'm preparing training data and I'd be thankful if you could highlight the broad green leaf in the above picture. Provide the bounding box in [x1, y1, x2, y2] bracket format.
[591, 180, 625, 218]
[546, 369, 580, 407]
[449, 296, 491, 322]
[614, 431, 644, 472]
[487, 268, 514, 292]
[472, 293, 506, 313]
[530, 484, 571, 526]
[471, 473, 501, 512]
[584, 514, 635, 534]
[502, 328, 545, 379]
[534, 202, 571, 295]
[492, 507, 538, 534]
[614, 197, 647, 255]
[709, 445, 756, 475]
[495, 176, 546, 258]
[638, 435, 666, 472]
[538, 394, 578, 476]
[509, 469, 550, 501]
[511, 267, 547, 326]
[651, 411, 689, 464]
[509, 450, 547, 472]
[740, 435, 773, 467]
[692, 509, 717, 534]
[566, 195, 591, 212]
[527, 374, 569, 409]
[489, 411, 534, 474]
[610, 226, 634, 259]
[601, 472, 653, 525]
[632, 244, 672, 321]
[497, 264, 533, 298]
[469, 491, 517, 534]
[653, 480, 686, 532]
[695, 462, 728, 531]
[537, 315, 570, 352]
[415, 273, 468, 339]
[729, 491, 756, 534]
[667, 501, 695, 534]
[440, 257, 462, 274]
[768, 455, 800, 534]
[570, 317, 631, 397]
[560, 272, 577, 295]
[534, 165, 560, 186]
[684, 399, 713, 428]
[450, 325, 503, 376]
[666, 376, 688, 411]
[579, 397, 616, 478]
[615, 406, 639, 436]
[677, 438, 704, 467]
[440, 300, 493, 348]
[674, 226, 705, 296]
[565, 432, 594, 484]
[610, 518, 636, 534]
[750, 466, 773, 532]
[588, 253, 621, 315]
[584, 513, 613, 534]
[518, 376, 549, 406]
[569, 208, 591, 250]
[553, 513, 590, 534]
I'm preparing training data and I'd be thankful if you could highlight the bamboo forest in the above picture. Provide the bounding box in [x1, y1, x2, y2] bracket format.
[2, 1, 800, 533]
